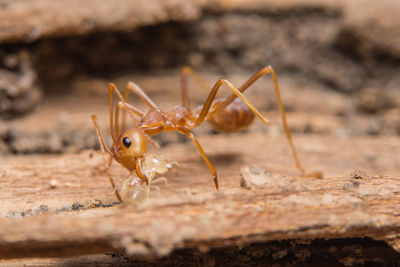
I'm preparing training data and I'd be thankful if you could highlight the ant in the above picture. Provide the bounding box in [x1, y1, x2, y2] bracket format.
[91, 65, 320, 203]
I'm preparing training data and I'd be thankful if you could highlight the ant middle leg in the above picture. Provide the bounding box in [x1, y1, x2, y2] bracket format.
[177, 127, 219, 190]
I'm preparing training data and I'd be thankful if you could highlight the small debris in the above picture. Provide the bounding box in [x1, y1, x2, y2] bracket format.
[7, 211, 22, 219]
[54, 200, 119, 214]
[7, 204, 49, 218]
[343, 181, 360, 190]
[240, 166, 273, 189]
[101, 201, 120, 208]
[38, 204, 49, 213]
[49, 179, 57, 189]
[350, 170, 369, 180]
[55, 205, 72, 213]
[86, 199, 103, 209]
[248, 165, 261, 175]
[72, 202, 85, 211]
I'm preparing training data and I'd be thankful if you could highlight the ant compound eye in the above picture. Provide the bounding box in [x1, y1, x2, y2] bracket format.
[122, 137, 131, 148]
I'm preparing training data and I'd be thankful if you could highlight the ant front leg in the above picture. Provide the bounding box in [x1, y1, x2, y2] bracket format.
[121, 81, 161, 131]
[109, 83, 160, 149]
[91, 115, 122, 202]
[114, 101, 144, 140]
[109, 83, 144, 136]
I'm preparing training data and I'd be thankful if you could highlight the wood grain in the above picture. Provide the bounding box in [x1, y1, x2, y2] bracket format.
[1, 132, 400, 259]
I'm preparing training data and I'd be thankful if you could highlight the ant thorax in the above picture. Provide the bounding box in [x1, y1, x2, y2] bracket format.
[166, 105, 198, 128]
[138, 109, 167, 135]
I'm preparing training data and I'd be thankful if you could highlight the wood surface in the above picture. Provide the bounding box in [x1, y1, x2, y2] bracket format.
[1, 1, 400, 264]
[1, 131, 400, 259]
[0, 0, 207, 42]
[0, 0, 343, 43]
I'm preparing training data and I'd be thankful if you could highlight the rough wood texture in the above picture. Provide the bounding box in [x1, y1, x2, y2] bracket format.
[1, 1, 400, 265]
[0, 0, 340, 43]
[0, 0, 207, 42]
[1, 130, 400, 259]
[2, 0, 400, 60]
[343, 0, 400, 57]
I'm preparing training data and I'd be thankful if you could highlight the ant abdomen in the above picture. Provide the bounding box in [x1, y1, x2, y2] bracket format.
[207, 98, 255, 132]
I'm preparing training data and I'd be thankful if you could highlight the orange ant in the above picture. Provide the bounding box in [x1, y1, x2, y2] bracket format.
[91, 65, 319, 202]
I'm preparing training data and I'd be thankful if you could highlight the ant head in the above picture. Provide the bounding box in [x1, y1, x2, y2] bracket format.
[116, 128, 147, 157]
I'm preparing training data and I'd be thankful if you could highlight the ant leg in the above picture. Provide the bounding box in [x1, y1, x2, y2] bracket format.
[105, 158, 122, 202]
[125, 81, 160, 110]
[178, 127, 218, 190]
[108, 84, 116, 142]
[114, 101, 144, 139]
[122, 81, 162, 130]
[114, 101, 120, 139]
[91, 115, 122, 202]
[180, 66, 211, 107]
[91, 115, 113, 158]
[109, 83, 160, 149]
[109, 83, 143, 138]
[208, 66, 318, 177]
[195, 78, 270, 127]
[115, 101, 160, 149]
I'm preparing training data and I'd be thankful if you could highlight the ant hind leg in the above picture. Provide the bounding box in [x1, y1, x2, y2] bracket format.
[180, 66, 211, 108]
[205, 66, 322, 178]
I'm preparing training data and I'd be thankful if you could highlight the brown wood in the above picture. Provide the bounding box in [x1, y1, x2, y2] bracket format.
[0, 0, 207, 43]
[1, 131, 400, 259]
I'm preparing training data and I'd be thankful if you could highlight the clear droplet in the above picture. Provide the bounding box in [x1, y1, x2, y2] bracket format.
[119, 177, 147, 205]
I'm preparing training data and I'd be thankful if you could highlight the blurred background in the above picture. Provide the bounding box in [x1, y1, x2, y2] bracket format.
[0, 0, 399, 154]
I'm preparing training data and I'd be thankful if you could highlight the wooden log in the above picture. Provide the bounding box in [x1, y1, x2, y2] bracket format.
[0, 0, 344, 43]
[1, 132, 400, 259]
[0, 0, 207, 43]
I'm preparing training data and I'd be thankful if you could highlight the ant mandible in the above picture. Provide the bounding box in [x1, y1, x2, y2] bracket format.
[91, 65, 319, 202]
